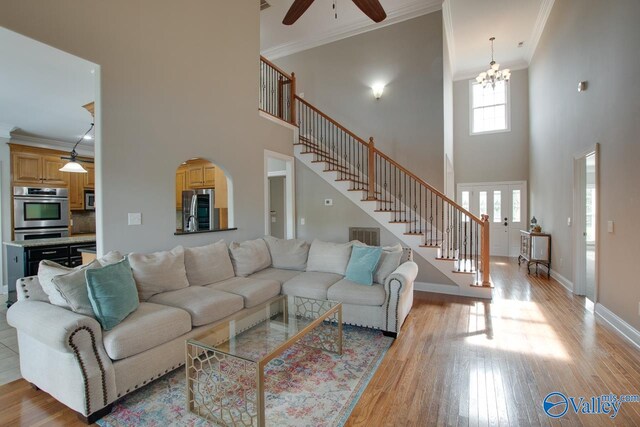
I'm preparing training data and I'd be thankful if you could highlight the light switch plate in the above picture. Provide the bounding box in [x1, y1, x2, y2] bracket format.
[300, 217, 305, 225]
[607, 220, 614, 233]
[324, 199, 333, 206]
[567, 217, 571, 226]
[128, 212, 142, 226]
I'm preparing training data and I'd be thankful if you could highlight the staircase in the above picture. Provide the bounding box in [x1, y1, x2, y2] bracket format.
[259, 57, 492, 299]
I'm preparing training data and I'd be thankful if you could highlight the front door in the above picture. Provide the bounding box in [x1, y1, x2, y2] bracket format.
[457, 181, 527, 257]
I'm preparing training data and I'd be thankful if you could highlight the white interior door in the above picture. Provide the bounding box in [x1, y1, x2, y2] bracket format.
[458, 181, 527, 257]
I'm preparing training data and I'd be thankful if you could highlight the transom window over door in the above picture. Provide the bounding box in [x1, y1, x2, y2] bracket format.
[470, 80, 510, 134]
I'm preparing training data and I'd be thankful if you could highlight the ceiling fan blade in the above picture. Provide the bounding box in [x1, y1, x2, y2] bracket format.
[351, 0, 387, 23]
[283, 0, 316, 25]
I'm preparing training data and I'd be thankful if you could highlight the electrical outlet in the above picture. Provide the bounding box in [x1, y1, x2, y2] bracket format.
[608, 221, 614, 233]
[324, 199, 333, 206]
[128, 212, 142, 226]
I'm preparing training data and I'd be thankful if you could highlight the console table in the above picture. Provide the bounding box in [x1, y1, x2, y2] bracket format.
[518, 231, 551, 278]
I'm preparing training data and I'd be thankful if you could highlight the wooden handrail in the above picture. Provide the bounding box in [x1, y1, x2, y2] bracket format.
[260, 55, 293, 81]
[373, 148, 483, 224]
[295, 96, 369, 146]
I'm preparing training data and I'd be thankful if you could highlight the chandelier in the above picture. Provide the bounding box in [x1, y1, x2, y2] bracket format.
[476, 37, 511, 89]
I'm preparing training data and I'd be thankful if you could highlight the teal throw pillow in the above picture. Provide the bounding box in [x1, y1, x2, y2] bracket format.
[345, 245, 383, 286]
[85, 258, 139, 330]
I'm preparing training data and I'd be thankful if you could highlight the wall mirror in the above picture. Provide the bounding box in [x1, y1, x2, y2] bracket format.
[175, 158, 234, 234]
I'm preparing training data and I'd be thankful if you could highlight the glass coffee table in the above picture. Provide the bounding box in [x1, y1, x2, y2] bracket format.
[186, 295, 342, 427]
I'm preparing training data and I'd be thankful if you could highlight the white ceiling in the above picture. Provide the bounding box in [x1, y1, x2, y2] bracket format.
[260, 0, 442, 59]
[444, 0, 555, 80]
[261, 0, 555, 80]
[0, 27, 96, 143]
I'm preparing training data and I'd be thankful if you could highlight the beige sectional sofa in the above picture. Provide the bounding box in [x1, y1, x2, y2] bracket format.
[6, 237, 418, 423]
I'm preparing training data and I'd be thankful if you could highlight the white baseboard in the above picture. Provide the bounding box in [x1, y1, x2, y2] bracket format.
[550, 269, 573, 292]
[595, 303, 640, 350]
[414, 281, 492, 300]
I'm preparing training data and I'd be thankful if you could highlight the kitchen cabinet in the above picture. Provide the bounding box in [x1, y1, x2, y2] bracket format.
[11, 147, 68, 186]
[188, 165, 204, 187]
[203, 165, 216, 187]
[68, 172, 86, 210]
[176, 167, 187, 210]
[83, 163, 95, 188]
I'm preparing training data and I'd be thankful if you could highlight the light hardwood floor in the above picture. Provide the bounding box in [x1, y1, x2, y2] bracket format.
[0, 303, 20, 386]
[1, 258, 640, 426]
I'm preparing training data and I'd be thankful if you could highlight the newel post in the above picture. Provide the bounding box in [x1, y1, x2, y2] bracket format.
[290, 72, 296, 125]
[367, 137, 376, 200]
[481, 214, 491, 286]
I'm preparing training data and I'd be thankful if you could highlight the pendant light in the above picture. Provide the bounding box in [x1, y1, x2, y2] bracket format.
[476, 37, 511, 89]
[59, 123, 94, 173]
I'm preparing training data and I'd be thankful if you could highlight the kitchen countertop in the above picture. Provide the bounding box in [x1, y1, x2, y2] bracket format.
[3, 234, 96, 248]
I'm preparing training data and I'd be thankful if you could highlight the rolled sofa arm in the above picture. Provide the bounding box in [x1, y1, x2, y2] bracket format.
[7, 300, 116, 417]
[384, 261, 418, 335]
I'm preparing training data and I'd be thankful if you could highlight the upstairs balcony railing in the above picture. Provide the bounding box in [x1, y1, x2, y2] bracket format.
[259, 56, 296, 125]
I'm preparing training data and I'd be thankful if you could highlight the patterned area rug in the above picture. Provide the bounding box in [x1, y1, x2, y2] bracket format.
[97, 325, 393, 427]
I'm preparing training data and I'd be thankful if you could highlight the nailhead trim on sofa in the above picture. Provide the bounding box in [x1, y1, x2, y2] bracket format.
[68, 326, 108, 415]
[385, 278, 402, 331]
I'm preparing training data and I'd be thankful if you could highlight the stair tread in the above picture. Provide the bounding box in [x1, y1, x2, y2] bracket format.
[375, 209, 402, 212]
[404, 232, 424, 236]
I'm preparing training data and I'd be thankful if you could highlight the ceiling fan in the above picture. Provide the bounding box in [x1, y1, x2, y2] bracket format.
[283, 0, 387, 25]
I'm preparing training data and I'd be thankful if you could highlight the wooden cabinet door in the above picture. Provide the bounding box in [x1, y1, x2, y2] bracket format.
[68, 173, 85, 210]
[83, 163, 95, 188]
[176, 169, 187, 210]
[42, 155, 68, 185]
[214, 167, 227, 208]
[203, 165, 216, 187]
[188, 165, 204, 187]
[12, 152, 42, 184]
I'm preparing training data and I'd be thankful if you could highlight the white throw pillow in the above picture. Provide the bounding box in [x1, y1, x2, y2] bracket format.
[50, 260, 102, 317]
[98, 250, 124, 266]
[229, 239, 272, 277]
[38, 260, 85, 306]
[306, 240, 353, 275]
[128, 246, 190, 301]
[262, 236, 310, 271]
[184, 240, 235, 286]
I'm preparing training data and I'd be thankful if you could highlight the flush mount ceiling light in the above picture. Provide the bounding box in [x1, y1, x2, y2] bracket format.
[476, 37, 511, 89]
[59, 123, 94, 173]
[372, 83, 385, 99]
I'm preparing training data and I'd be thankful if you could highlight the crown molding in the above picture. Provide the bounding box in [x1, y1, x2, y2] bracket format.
[10, 133, 94, 156]
[0, 123, 16, 139]
[525, 0, 555, 63]
[262, 0, 443, 60]
[453, 60, 529, 82]
[442, 0, 456, 75]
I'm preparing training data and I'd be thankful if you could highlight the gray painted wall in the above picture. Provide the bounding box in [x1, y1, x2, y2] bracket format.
[296, 160, 454, 285]
[275, 12, 445, 188]
[454, 69, 530, 184]
[0, 1, 293, 255]
[529, 0, 640, 329]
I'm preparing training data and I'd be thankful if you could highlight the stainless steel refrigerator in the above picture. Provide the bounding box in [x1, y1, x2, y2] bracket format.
[182, 189, 220, 232]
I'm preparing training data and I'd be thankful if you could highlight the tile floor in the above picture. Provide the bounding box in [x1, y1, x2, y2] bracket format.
[0, 302, 20, 386]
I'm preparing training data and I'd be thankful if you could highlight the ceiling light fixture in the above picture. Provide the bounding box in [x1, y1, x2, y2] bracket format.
[59, 123, 94, 173]
[476, 37, 511, 89]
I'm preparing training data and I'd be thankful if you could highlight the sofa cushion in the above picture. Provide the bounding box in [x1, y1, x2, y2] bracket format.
[102, 302, 191, 360]
[306, 240, 353, 275]
[208, 277, 280, 308]
[148, 286, 243, 326]
[249, 267, 302, 284]
[262, 236, 310, 271]
[183, 240, 235, 286]
[327, 278, 386, 306]
[50, 260, 102, 317]
[86, 258, 140, 330]
[352, 242, 405, 285]
[282, 271, 343, 300]
[345, 245, 382, 286]
[98, 250, 125, 266]
[229, 239, 272, 277]
[128, 246, 190, 301]
[38, 260, 83, 306]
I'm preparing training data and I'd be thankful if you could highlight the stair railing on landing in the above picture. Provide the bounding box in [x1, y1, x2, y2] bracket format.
[259, 56, 296, 125]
